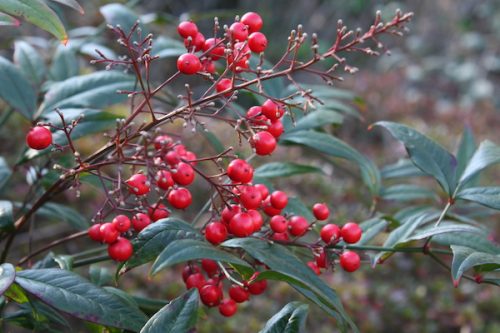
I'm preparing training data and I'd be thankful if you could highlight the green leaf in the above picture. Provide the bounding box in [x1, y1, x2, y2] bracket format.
[151, 36, 185, 58]
[14, 41, 46, 86]
[123, 218, 202, 270]
[0, 0, 67, 42]
[37, 202, 89, 230]
[49, 45, 79, 82]
[451, 246, 500, 285]
[405, 223, 485, 241]
[15, 268, 148, 331]
[100, 3, 147, 37]
[255, 162, 323, 179]
[49, 0, 84, 15]
[374, 121, 457, 196]
[456, 126, 476, 179]
[0, 56, 36, 119]
[222, 238, 356, 331]
[0, 157, 12, 191]
[381, 159, 427, 179]
[151, 239, 252, 276]
[0, 200, 14, 231]
[140, 289, 199, 333]
[259, 302, 309, 333]
[0, 263, 15, 295]
[357, 217, 388, 245]
[456, 187, 500, 210]
[282, 130, 381, 195]
[282, 197, 315, 221]
[381, 184, 439, 202]
[458, 140, 500, 190]
[289, 109, 343, 132]
[39, 71, 135, 114]
[433, 233, 500, 254]
[0, 12, 20, 26]
[89, 265, 112, 287]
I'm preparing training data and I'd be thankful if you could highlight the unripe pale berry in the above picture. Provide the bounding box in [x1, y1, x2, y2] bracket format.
[341, 222, 362, 244]
[108, 237, 133, 262]
[241, 12, 263, 33]
[248, 32, 267, 53]
[26, 126, 52, 150]
[177, 53, 202, 74]
[339, 251, 361, 272]
[168, 187, 193, 209]
[205, 221, 228, 245]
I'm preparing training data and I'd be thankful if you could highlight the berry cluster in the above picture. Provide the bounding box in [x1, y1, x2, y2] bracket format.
[86, 134, 198, 261]
[182, 260, 267, 317]
[176, 12, 267, 75]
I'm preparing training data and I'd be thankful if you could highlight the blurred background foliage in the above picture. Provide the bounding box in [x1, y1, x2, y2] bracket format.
[0, 1, 499, 332]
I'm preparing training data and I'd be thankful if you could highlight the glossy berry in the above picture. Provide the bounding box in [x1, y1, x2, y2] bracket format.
[112, 215, 131, 232]
[202, 59, 216, 73]
[200, 284, 222, 307]
[108, 237, 133, 262]
[203, 38, 225, 60]
[341, 222, 362, 244]
[184, 32, 205, 51]
[177, 21, 198, 39]
[272, 232, 289, 242]
[307, 261, 321, 275]
[229, 22, 248, 41]
[247, 279, 267, 295]
[313, 203, 330, 220]
[266, 120, 284, 138]
[185, 272, 206, 290]
[26, 126, 52, 150]
[320, 224, 341, 244]
[216, 78, 233, 97]
[177, 53, 202, 75]
[201, 259, 219, 276]
[168, 187, 192, 209]
[219, 299, 237, 317]
[126, 173, 150, 195]
[182, 265, 201, 282]
[241, 12, 263, 33]
[247, 209, 263, 232]
[270, 191, 288, 210]
[262, 201, 281, 217]
[148, 203, 170, 221]
[88, 224, 103, 242]
[100, 223, 119, 244]
[252, 131, 276, 155]
[229, 212, 254, 237]
[221, 204, 242, 224]
[270, 215, 288, 233]
[316, 249, 327, 268]
[229, 285, 249, 303]
[153, 135, 173, 150]
[172, 162, 195, 186]
[339, 251, 361, 272]
[254, 184, 269, 199]
[205, 221, 228, 245]
[261, 99, 281, 121]
[288, 216, 309, 237]
[156, 170, 175, 190]
[227, 159, 253, 183]
[248, 32, 267, 53]
[239, 185, 263, 210]
[131, 213, 151, 232]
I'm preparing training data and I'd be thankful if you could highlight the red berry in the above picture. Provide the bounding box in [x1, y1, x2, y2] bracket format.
[313, 203, 330, 220]
[241, 12, 263, 33]
[201, 259, 219, 276]
[320, 224, 341, 244]
[148, 203, 170, 221]
[100, 223, 119, 244]
[200, 284, 222, 307]
[153, 135, 174, 150]
[177, 53, 202, 75]
[168, 187, 192, 209]
[126, 173, 150, 195]
[261, 99, 281, 121]
[185, 272, 206, 290]
[262, 200, 282, 217]
[112, 215, 131, 232]
[131, 213, 151, 232]
[307, 261, 321, 275]
[202, 59, 216, 73]
[221, 205, 242, 224]
[203, 38, 225, 60]
[156, 170, 175, 190]
[248, 32, 267, 53]
[229, 212, 254, 237]
[266, 120, 284, 138]
[107, 237, 133, 262]
[339, 251, 361, 272]
[184, 32, 205, 51]
[254, 184, 269, 199]
[227, 159, 253, 183]
[252, 131, 276, 155]
[177, 21, 198, 39]
[216, 78, 233, 97]
[26, 126, 52, 150]
[270, 191, 288, 210]
[219, 299, 237, 317]
[172, 162, 195, 186]
[247, 279, 267, 295]
[229, 285, 249, 303]
[270, 215, 288, 233]
[183, 151, 197, 165]
[246, 106, 268, 125]
[247, 209, 263, 232]
[229, 22, 248, 41]
[239, 185, 263, 210]
[341, 222, 362, 244]
[164, 151, 180, 166]
[182, 265, 201, 282]
[316, 249, 327, 268]
[88, 224, 103, 242]
[288, 216, 309, 237]
[272, 232, 289, 242]
[205, 222, 228, 245]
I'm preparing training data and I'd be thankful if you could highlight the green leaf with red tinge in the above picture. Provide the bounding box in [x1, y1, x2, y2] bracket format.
[451, 246, 500, 286]
[0, 0, 67, 42]
[0, 12, 20, 26]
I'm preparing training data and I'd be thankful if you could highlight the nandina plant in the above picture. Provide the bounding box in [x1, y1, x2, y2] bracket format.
[0, 2, 499, 333]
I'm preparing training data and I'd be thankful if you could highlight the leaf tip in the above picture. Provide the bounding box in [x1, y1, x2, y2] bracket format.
[61, 36, 69, 46]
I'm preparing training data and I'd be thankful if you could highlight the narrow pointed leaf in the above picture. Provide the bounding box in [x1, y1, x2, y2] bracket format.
[290, 109, 343, 132]
[456, 127, 476, 179]
[451, 246, 500, 284]
[0, 56, 36, 119]
[405, 223, 484, 241]
[259, 302, 309, 333]
[255, 162, 323, 179]
[381, 159, 427, 179]
[456, 187, 500, 210]
[381, 184, 439, 202]
[49, 0, 84, 14]
[458, 140, 500, 189]
[14, 41, 46, 85]
[0, 263, 15, 295]
[49, 45, 79, 82]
